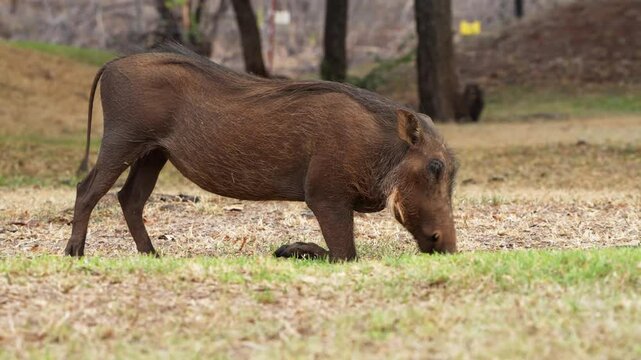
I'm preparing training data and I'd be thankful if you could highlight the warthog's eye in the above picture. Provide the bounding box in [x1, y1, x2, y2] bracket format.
[427, 159, 444, 179]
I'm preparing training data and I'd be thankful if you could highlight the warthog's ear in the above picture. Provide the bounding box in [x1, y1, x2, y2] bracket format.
[396, 109, 421, 145]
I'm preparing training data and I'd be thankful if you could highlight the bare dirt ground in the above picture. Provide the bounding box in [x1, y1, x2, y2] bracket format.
[1, 185, 639, 259]
[1, 115, 639, 259]
[0, 43, 97, 137]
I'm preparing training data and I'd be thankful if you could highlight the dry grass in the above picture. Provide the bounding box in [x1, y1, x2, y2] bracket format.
[438, 116, 641, 150]
[0, 251, 639, 359]
[1, 42, 640, 359]
[0, 186, 639, 259]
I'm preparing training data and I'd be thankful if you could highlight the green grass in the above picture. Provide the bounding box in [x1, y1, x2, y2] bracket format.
[4, 40, 117, 66]
[1, 249, 639, 358]
[347, 50, 415, 91]
[479, 85, 641, 121]
[3, 248, 638, 288]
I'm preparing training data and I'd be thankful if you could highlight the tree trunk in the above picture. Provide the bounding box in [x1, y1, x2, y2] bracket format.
[154, 0, 181, 43]
[181, 1, 191, 44]
[209, 0, 230, 57]
[515, 0, 524, 18]
[134, 0, 143, 34]
[187, 0, 212, 56]
[230, 0, 268, 77]
[321, 0, 348, 82]
[414, 0, 458, 121]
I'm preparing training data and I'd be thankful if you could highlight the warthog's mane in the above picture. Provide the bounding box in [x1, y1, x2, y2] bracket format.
[148, 42, 405, 132]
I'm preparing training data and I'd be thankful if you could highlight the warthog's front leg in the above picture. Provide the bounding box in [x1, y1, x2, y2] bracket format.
[308, 201, 356, 261]
[275, 198, 356, 261]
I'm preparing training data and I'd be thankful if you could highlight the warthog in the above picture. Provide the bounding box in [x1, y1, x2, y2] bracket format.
[65, 44, 458, 261]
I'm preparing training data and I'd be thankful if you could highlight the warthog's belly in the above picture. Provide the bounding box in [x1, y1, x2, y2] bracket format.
[165, 140, 308, 202]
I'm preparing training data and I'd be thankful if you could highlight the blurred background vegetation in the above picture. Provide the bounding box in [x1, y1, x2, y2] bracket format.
[2, 0, 640, 119]
[1, 0, 640, 187]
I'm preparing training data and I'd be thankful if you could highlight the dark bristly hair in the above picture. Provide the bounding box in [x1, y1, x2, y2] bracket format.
[147, 41, 407, 131]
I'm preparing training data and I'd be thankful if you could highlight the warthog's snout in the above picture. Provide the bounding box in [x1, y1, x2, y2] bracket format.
[416, 224, 457, 254]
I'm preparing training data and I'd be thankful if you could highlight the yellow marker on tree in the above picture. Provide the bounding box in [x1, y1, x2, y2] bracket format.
[460, 20, 482, 36]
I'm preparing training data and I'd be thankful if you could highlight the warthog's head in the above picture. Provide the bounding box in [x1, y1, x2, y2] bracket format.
[387, 110, 458, 254]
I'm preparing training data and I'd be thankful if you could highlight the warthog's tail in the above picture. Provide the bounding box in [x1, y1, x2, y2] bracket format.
[76, 64, 109, 175]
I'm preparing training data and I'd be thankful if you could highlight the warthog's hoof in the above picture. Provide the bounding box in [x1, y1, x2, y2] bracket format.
[64, 242, 85, 257]
[139, 249, 161, 258]
[274, 242, 329, 259]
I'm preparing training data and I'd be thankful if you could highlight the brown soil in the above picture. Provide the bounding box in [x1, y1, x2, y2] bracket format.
[459, 0, 641, 85]
[0, 43, 101, 137]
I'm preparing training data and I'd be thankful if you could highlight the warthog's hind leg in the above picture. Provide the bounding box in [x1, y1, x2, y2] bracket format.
[65, 140, 142, 256]
[117, 149, 167, 256]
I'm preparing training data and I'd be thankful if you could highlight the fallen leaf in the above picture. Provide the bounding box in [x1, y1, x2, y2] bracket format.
[224, 204, 244, 212]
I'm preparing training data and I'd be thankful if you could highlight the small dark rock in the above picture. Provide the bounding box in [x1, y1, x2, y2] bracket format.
[461, 178, 478, 185]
